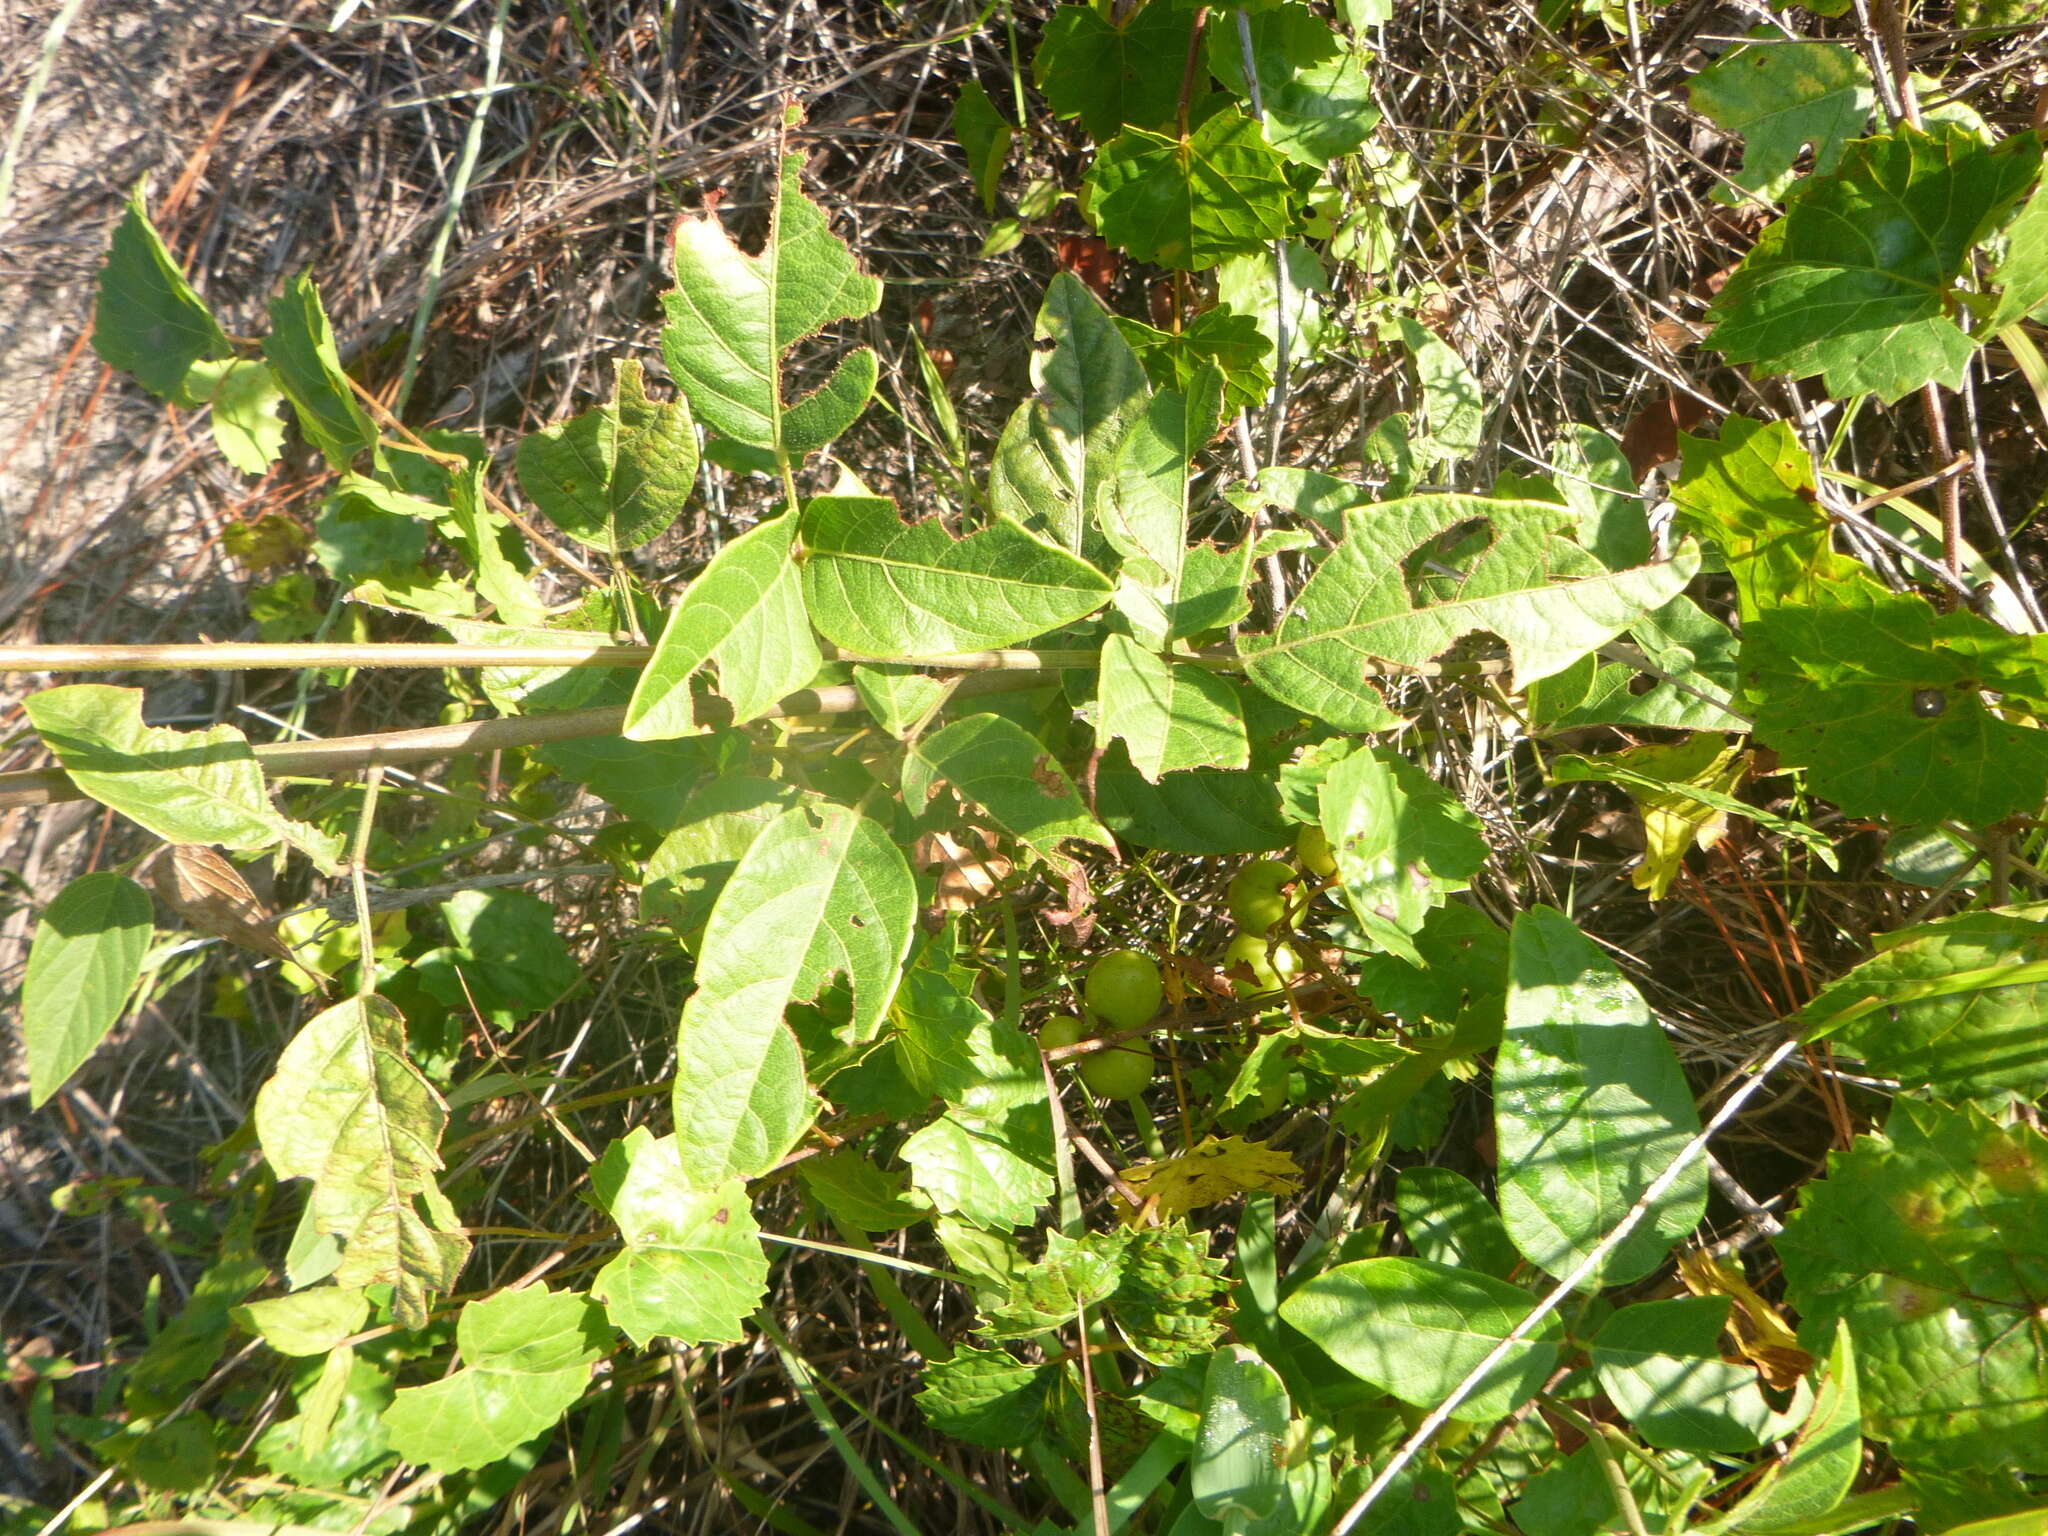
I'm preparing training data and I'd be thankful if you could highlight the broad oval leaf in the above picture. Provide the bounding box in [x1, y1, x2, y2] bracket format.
[516, 358, 698, 553]
[1193, 1348, 1290, 1523]
[800, 494, 1112, 657]
[23, 872, 153, 1108]
[674, 802, 915, 1185]
[1494, 906, 1706, 1289]
[253, 994, 469, 1329]
[1280, 1255, 1565, 1421]
[589, 1128, 767, 1346]
[625, 511, 820, 739]
[1722, 1326, 1862, 1534]
[380, 1286, 608, 1473]
[659, 152, 880, 460]
[1591, 1297, 1775, 1452]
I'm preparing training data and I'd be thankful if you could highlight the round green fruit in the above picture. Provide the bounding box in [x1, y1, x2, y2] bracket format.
[1078, 1036, 1155, 1099]
[1039, 1014, 1087, 1053]
[1297, 825, 1337, 879]
[1086, 949, 1164, 1029]
[1223, 933, 1304, 998]
[1227, 858, 1296, 930]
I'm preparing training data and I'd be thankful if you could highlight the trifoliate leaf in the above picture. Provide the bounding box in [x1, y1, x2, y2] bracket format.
[1087, 111, 1297, 272]
[1688, 39, 1873, 204]
[381, 1286, 608, 1472]
[515, 358, 697, 553]
[659, 152, 880, 462]
[1777, 1100, 2048, 1472]
[1706, 124, 2041, 400]
[589, 1128, 767, 1346]
[1799, 904, 2048, 1102]
[253, 995, 468, 1329]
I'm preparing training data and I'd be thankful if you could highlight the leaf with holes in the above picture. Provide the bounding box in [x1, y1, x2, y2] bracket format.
[903, 713, 1114, 873]
[1688, 39, 1873, 204]
[659, 152, 880, 462]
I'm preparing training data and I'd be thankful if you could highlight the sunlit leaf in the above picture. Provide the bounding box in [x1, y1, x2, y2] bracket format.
[1688, 40, 1873, 204]
[1087, 110, 1296, 272]
[23, 873, 152, 1108]
[1095, 635, 1250, 781]
[590, 1128, 767, 1346]
[904, 712, 1115, 871]
[93, 184, 232, 404]
[516, 358, 697, 553]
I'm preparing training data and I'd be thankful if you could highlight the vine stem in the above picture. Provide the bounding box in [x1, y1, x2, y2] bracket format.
[0, 642, 1236, 673]
[1327, 1035, 1803, 1535]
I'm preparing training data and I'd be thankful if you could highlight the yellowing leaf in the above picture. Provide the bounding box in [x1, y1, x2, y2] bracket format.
[1556, 736, 1745, 901]
[1676, 1249, 1813, 1392]
[1121, 1136, 1301, 1222]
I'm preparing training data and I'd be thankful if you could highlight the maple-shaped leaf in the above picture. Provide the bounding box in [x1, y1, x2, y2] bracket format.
[1239, 494, 1700, 732]
[1687, 39, 1873, 204]
[659, 153, 881, 463]
[1086, 110, 1295, 272]
[1706, 124, 2040, 401]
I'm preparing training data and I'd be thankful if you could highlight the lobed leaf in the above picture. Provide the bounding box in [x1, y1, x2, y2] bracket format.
[1086, 110, 1296, 272]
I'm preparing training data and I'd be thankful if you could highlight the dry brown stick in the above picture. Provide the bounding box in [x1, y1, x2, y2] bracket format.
[0, 643, 1137, 673]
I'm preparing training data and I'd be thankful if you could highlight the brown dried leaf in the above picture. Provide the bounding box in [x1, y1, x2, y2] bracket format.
[150, 844, 330, 984]
[913, 829, 1013, 912]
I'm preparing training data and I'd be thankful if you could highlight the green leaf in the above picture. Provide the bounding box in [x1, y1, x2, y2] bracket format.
[1591, 1297, 1774, 1452]
[659, 151, 881, 461]
[1192, 1348, 1290, 1524]
[1388, 315, 1484, 467]
[1495, 906, 1707, 1289]
[418, 888, 580, 1025]
[1723, 1327, 1863, 1535]
[23, 684, 342, 871]
[800, 492, 1112, 657]
[92, 184, 232, 404]
[900, 1106, 1054, 1230]
[1356, 900, 1509, 1036]
[1280, 1256, 1566, 1421]
[624, 512, 819, 738]
[1741, 578, 2048, 827]
[380, 1286, 607, 1473]
[186, 358, 289, 474]
[988, 273, 1152, 561]
[1396, 1167, 1521, 1280]
[1115, 306, 1275, 415]
[1095, 635, 1250, 781]
[1032, 2, 1194, 140]
[1319, 745, 1486, 964]
[891, 962, 1045, 1112]
[1549, 424, 1650, 570]
[1671, 416, 1841, 617]
[1526, 594, 1743, 732]
[1094, 757, 1294, 854]
[1688, 40, 1873, 204]
[1239, 495, 1701, 732]
[515, 358, 698, 553]
[1104, 371, 1237, 646]
[1799, 905, 2048, 1101]
[979, 1228, 1129, 1339]
[1086, 110, 1297, 272]
[123, 1208, 267, 1412]
[589, 1128, 767, 1346]
[1777, 1100, 2048, 1472]
[916, 1345, 1060, 1448]
[23, 873, 152, 1108]
[903, 712, 1115, 871]
[1109, 1222, 1233, 1367]
[641, 776, 800, 933]
[253, 995, 469, 1328]
[233, 1289, 371, 1357]
[1991, 176, 2048, 329]
[952, 80, 1013, 212]
[1706, 124, 2041, 400]
[795, 1149, 932, 1232]
[675, 803, 915, 1184]
[1208, 6, 1379, 166]
[263, 272, 380, 469]
[852, 663, 952, 739]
